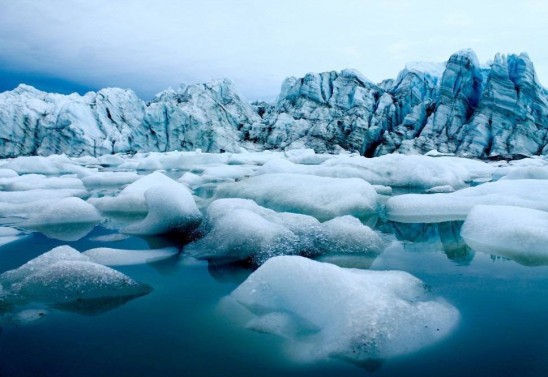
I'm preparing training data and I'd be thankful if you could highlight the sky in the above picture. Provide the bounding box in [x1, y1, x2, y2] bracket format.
[1, 0, 547, 101]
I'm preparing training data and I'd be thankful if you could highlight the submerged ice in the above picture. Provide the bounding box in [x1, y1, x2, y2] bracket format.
[229, 256, 460, 363]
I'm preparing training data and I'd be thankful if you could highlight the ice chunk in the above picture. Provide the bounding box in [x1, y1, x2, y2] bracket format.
[0, 188, 89, 221]
[187, 199, 383, 265]
[0, 188, 88, 204]
[83, 247, 178, 266]
[122, 184, 202, 236]
[0, 169, 18, 178]
[385, 179, 548, 223]
[0, 174, 85, 191]
[89, 171, 179, 214]
[461, 205, 548, 266]
[229, 256, 459, 363]
[187, 200, 301, 264]
[136, 151, 230, 171]
[259, 154, 492, 189]
[314, 216, 384, 255]
[0, 246, 151, 304]
[0, 227, 27, 247]
[499, 166, 548, 180]
[22, 197, 102, 241]
[320, 154, 491, 188]
[215, 174, 378, 222]
[97, 154, 125, 167]
[2, 155, 89, 176]
[424, 185, 455, 194]
[1, 245, 89, 285]
[81, 171, 140, 188]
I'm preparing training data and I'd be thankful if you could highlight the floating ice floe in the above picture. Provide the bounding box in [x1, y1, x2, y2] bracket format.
[81, 171, 141, 188]
[22, 197, 102, 241]
[83, 247, 179, 266]
[262, 154, 492, 189]
[0, 174, 85, 191]
[498, 166, 548, 180]
[0, 246, 151, 305]
[122, 182, 202, 236]
[0, 188, 89, 220]
[89, 171, 182, 215]
[136, 151, 231, 171]
[0, 227, 28, 247]
[385, 179, 548, 223]
[461, 205, 548, 266]
[215, 174, 378, 222]
[2, 155, 92, 176]
[187, 199, 383, 265]
[228, 256, 459, 363]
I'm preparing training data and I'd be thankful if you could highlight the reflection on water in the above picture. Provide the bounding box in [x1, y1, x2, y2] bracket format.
[24, 222, 98, 241]
[53, 294, 151, 316]
[382, 220, 474, 264]
[1, 220, 548, 376]
[207, 260, 253, 285]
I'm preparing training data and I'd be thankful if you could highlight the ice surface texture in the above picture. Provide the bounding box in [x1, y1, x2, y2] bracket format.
[385, 179, 548, 223]
[215, 173, 378, 222]
[1, 50, 547, 159]
[187, 198, 384, 265]
[461, 205, 548, 266]
[230, 256, 459, 363]
[0, 246, 151, 304]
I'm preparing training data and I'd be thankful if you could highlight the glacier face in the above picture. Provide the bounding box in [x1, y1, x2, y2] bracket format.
[1, 50, 547, 158]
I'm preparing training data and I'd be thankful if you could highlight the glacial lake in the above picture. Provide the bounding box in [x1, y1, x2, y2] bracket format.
[1, 220, 547, 377]
[1, 151, 548, 377]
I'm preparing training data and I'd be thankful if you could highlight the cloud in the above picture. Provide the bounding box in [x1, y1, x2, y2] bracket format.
[1, 0, 547, 99]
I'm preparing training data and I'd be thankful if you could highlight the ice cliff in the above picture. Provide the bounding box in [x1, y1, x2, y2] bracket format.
[1, 50, 547, 159]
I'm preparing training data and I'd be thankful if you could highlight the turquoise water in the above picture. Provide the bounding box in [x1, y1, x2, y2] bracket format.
[1, 223, 548, 377]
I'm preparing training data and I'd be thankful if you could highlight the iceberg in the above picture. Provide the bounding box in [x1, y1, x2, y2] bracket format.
[89, 171, 182, 215]
[0, 246, 151, 305]
[122, 184, 202, 236]
[187, 199, 383, 266]
[461, 205, 548, 266]
[229, 256, 459, 363]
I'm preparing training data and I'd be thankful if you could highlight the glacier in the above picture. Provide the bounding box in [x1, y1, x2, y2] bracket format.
[1, 50, 547, 159]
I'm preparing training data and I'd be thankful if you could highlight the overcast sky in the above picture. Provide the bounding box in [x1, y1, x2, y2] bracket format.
[1, 0, 547, 101]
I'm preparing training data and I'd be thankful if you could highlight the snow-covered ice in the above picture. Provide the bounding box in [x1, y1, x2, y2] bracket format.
[0, 246, 151, 304]
[22, 197, 102, 241]
[82, 171, 140, 188]
[122, 184, 202, 236]
[385, 179, 548, 223]
[461, 205, 548, 266]
[0, 227, 27, 247]
[187, 199, 383, 265]
[215, 173, 378, 222]
[89, 171, 182, 215]
[229, 256, 459, 362]
[83, 247, 179, 266]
